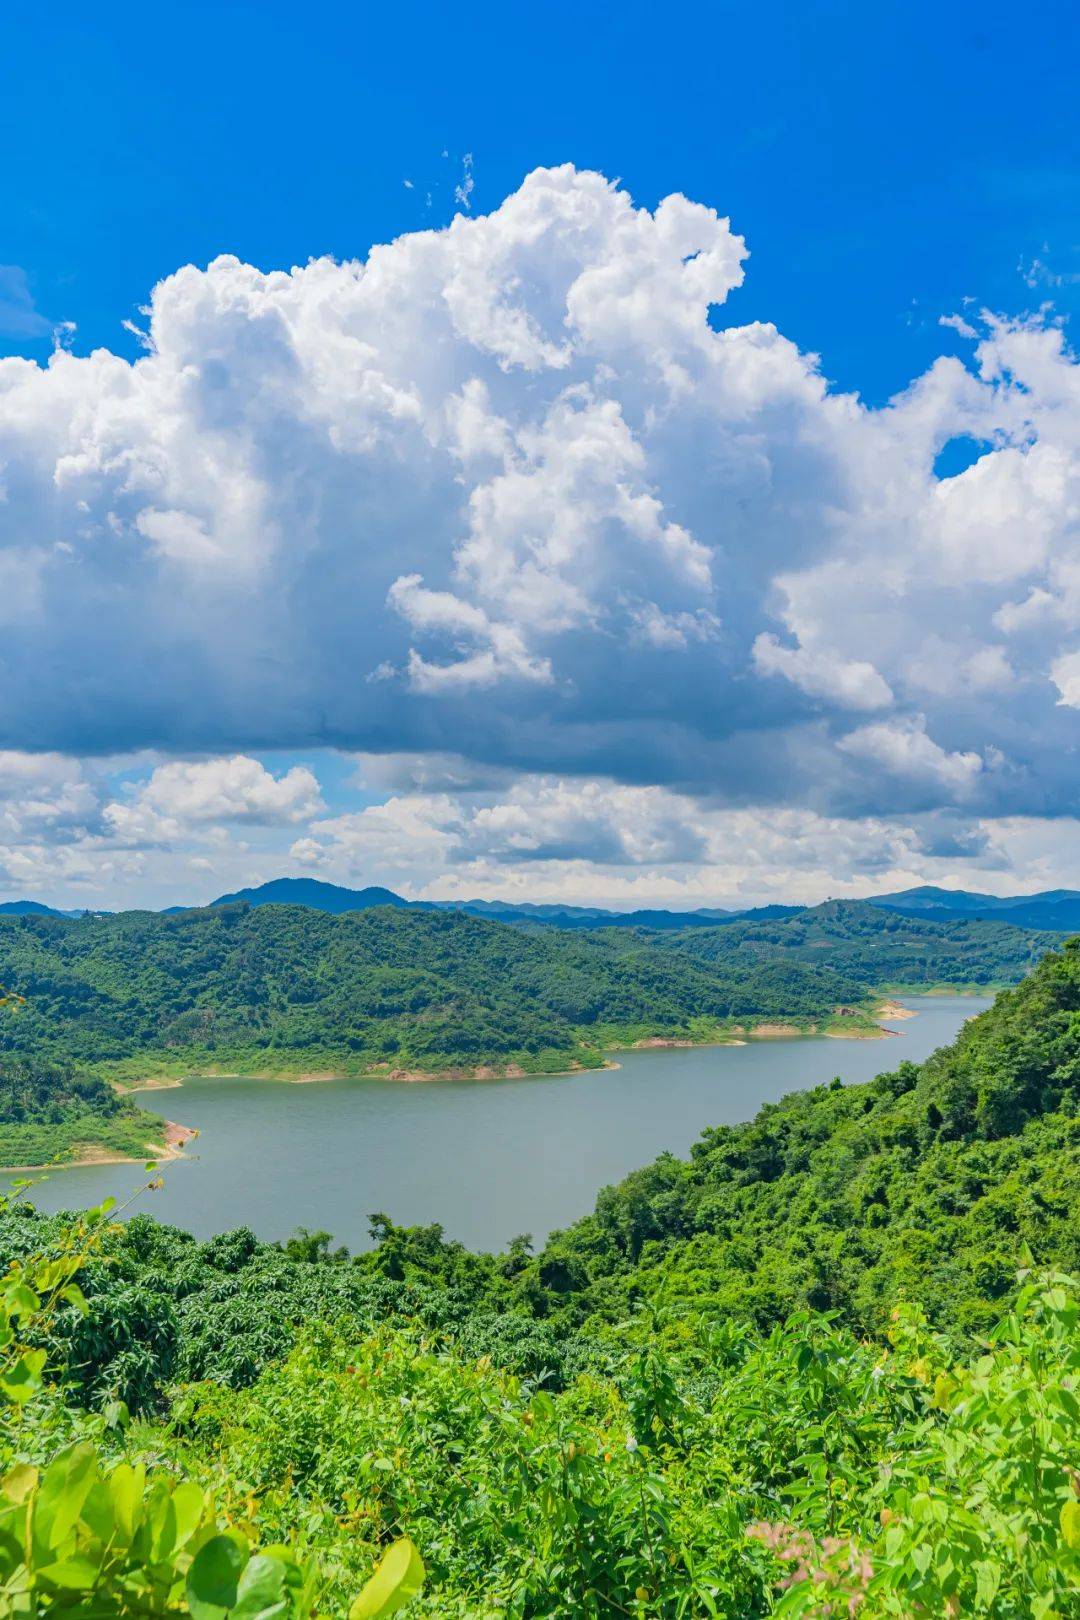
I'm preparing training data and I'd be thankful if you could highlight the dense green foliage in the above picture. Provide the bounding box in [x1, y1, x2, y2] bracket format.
[508, 935, 1080, 1341]
[0, 1055, 168, 1168]
[0, 899, 1055, 1094]
[0, 1214, 424, 1615]
[150, 1274, 1080, 1617]
[1, 941, 1079, 1614]
[2, 1214, 1080, 1613]
[659, 898, 1055, 990]
[0, 1206, 576, 1413]
[0, 904, 870, 1080]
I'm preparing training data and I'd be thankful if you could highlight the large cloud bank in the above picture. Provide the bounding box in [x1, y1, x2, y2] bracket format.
[1, 164, 1079, 904]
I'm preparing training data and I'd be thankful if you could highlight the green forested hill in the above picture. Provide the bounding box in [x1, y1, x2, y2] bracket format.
[0, 898, 1056, 1089]
[1, 942, 1079, 1615]
[0, 903, 869, 1078]
[655, 897, 1054, 988]
[513, 934, 1080, 1341]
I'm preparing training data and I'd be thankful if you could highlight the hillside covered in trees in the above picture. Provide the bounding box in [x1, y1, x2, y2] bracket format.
[657, 897, 1055, 989]
[0, 900, 1056, 1092]
[0, 940, 1078, 1613]
[519, 931, 1080, 1342]
[0, 903, 882, 1082]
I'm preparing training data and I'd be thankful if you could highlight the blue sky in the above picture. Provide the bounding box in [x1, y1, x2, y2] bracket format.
[5, 0, 1077, 396]
[1, 0, 1078, 909]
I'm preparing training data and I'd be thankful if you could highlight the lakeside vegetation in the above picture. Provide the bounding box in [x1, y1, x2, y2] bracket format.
[513, 935, 1080, 1345]
[0, 1055, 171, 1169]
[0, 940, 1079, 1613]
[0, 896, 1059, 1165]
[0, 903, 882, 1081]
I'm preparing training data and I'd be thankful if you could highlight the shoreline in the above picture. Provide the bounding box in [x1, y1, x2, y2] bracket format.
[875, 997, 917, 1020]
[75, 986, 996, 1101]
[116, 996, 919, 1093]
[3, 993, 952, 1172]
[0, 1119, 199, 1176]
[122, 1057, 611, 1091]
[628, 1001, 907, 1051]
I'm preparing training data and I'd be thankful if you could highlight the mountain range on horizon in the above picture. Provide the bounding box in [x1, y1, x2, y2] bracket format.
[0, 900, 85, 920]
[4, 876, 1080, 932]
[865, 884, 1080, 931]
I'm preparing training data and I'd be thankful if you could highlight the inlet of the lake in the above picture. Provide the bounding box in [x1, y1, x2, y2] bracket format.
[3, 995, 986, 1252]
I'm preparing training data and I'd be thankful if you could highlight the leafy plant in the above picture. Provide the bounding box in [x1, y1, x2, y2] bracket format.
[0, 1195, 425, 1617]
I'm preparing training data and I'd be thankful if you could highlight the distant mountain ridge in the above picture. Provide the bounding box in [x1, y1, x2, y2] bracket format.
[209, 877, 410, 914]
[197, 877, 803, 930]
[5, 877, 1078, 932]
[0, 900, 74, 919]
[868, 885, 1080, 931]
[448, 897, 731, 923]
[450, 897, 804, 930]
[199, 878, 1078, 935]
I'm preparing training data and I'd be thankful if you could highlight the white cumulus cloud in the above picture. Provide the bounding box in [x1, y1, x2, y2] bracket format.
[105, 756, 323, 845]
[838, 717, 984, 796]
[0, 164, 1078, 847]
[752, 634, 893, 710]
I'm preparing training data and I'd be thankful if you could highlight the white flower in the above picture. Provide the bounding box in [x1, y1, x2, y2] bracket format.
[625, 1435, 639, 1452]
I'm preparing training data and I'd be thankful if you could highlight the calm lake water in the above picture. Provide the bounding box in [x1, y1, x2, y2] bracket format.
[4, 996, 987, 1252]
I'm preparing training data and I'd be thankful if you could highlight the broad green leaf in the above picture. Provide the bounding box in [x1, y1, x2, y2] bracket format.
[36, 1554, 101, 1591]
[108, 1463, 142, 1542]
[79, 1478, 117, 1545]
[2, 1282, 40, 1318]
[975, 1560, 1002, 1606]
[231, 1553, 291, 1619]
[171, 1479, 207, 1548]
[59, 1283, 87, 1314]
[0, 1348, 46, 1404]
[0, 1464, 37, 1505]
[187, 1533, 248, 1619]
[149, 1493, 179, 1562]
[1060, 1498, 1080, 1550]
[35, 1445, 98, 1549]
[349, 1539, 425, 1620]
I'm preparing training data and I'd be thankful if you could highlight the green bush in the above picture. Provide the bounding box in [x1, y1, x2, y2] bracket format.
[0, 1199, 424, 1617]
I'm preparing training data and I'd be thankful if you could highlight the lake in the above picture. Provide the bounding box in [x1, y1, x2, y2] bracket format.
[3, 995, 987, 1252]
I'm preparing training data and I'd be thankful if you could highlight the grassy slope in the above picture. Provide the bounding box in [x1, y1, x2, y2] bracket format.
[0, 1109, 171, 1168]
